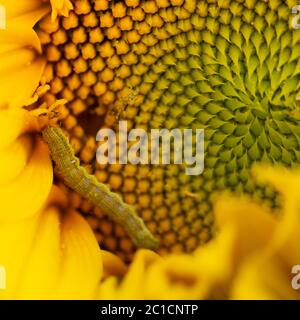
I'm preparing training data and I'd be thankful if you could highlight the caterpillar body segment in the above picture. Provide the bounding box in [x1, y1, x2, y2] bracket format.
[42, 126, 158, 250]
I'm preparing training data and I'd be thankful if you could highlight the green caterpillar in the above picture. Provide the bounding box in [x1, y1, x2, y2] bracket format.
[42, 126, 158, 250]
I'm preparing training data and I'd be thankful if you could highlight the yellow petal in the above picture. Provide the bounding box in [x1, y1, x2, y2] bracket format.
[15, 206, 62, 299]
[0, 109, 38, 150]
[97, 277, 120, 300]
[0, 196, 103, 299]
[0, 214, 42, 298]
[1, 0, 48, 19]
[253, 166, 300, 261]
[145, 255, 207, 299]
[0, 137, 53, 221]
[0, 0, 48, 107]
[253, 166, 300, 200]
[98, 250, 160, 299]
[193, 227, 237, 298]
[231, 256, 300, 300]
[214, 194, 276, 261]
[0, 57, 45, 108]
[102, 250, 127, 279]
[119, 250, 159, 299]
[55, 210, 102, 299]
[0, 135, 33, 185]
[144, 229, 235, 300]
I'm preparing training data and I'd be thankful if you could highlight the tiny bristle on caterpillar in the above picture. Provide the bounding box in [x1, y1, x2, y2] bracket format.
[42, 126, 158, 250]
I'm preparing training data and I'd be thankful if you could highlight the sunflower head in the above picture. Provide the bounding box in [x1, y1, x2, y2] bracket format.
[30, 0, 300, 260]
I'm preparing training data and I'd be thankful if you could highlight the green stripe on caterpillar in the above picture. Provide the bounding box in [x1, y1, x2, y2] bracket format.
[42, 126, 158, 250]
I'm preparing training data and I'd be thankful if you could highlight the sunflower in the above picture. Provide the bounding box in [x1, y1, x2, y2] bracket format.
[0, 0, 300, 300]
[97, 167, 300, 300]
[31, 0, 300, 261]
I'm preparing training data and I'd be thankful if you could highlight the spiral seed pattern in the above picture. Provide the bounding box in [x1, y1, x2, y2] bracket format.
[37, 0, 300, 260]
